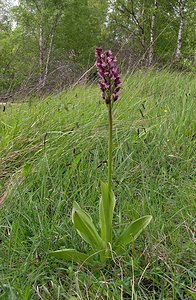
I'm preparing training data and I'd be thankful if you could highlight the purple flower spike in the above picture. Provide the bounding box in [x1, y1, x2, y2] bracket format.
[95, 48, 121, 105]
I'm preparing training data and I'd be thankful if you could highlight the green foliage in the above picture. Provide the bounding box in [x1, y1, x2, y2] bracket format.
[49, 184, 151, 264]
[0, 0, 106, 92]
[54, 0, 105, 65]
[0, 71, 195, 298]
[0, 0, 195, 93]
[48, 53, 152, 265]
[114, 215, 152, 253]
[99, 181, 116, 243]
[107, 0, 195, 66]
[49, 249, 93, 264]
[71, 201, 105, 250]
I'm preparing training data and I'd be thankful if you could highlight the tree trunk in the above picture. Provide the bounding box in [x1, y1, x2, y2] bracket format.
[39, 12, 44, 86]
[148, 0, 158, 66]
[42, 31, 54, 88]
[175, 0, 186, 63]
[141, 0, 146, 51]
[41, 14, 62, 88]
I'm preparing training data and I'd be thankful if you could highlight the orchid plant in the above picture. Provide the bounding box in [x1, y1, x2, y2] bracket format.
[49, 48, 152, 264]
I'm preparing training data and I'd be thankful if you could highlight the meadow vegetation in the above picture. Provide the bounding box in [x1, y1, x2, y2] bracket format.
[0, 70, 195, 299]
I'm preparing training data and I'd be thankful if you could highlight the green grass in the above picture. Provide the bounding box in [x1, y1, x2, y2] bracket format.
[0, 70, 195, 299]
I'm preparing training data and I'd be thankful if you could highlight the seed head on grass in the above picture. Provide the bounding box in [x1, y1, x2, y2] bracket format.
[95, 48, 121, 104]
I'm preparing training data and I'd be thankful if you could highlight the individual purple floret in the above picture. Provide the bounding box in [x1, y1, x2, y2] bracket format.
[95, 48, 121, 104]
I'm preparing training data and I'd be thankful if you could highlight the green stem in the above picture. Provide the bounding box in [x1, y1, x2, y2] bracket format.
[108, 101, 113, 193]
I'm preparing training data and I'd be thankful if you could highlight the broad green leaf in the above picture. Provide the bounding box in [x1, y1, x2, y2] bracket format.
[72, 201, 105, 250]
[115, 215, 152, 249]
[48, 249, 92, 264]
[99, 181, 116, 243]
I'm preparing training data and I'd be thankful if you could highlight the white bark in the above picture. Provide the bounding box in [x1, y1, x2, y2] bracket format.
[141, 0, 146, 51]
[175, 0, 186, 63]
[148, 0, 158, 66]
[39, 12, 44, 86]
[42, 31, 54, 87]
[41, 14, 62, 87]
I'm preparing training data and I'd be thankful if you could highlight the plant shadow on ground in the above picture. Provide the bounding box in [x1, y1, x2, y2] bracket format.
[0, 70, 195, 299]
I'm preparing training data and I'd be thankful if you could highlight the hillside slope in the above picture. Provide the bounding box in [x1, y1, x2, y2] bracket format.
[0, 71, 195, 299]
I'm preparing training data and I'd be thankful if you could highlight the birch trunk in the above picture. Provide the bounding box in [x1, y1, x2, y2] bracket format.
[42, 32, 54, 88]
[148, 0, 158, 66]
[141, 1, 146, 51]
[41, 14, 61, 88]
[139, 0, 147, 65]
[175, 0, 186, 63]
[39, 13, 44, 86]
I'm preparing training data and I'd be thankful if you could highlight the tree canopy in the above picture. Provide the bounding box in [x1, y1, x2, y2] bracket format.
[0, 0, 195, 94]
